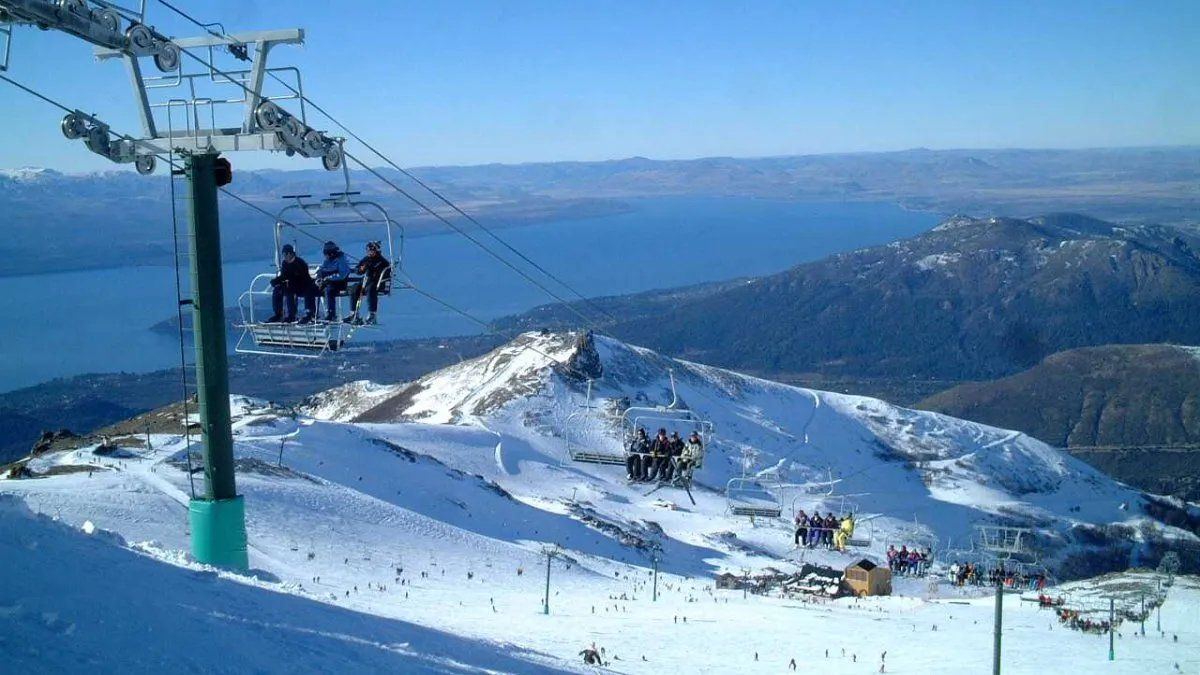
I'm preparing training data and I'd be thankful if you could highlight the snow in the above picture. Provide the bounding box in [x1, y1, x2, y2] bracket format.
[914, 252, 961, 271]
[0, 166, 60, 181]
[2, 331, 1198, 673]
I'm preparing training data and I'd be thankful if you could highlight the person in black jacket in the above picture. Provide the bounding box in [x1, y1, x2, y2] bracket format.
[345, 240, 392, 325]
[266, 244, 317, 323]
[625, 427, 649, 482]
[646, 428, 671, 482]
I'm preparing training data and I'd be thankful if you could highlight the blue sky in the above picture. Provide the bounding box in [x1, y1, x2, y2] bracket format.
[1, 0, 1197, 171]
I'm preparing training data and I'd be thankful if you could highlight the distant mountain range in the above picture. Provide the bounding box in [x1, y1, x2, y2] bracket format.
[558, 213, 1200, 381]
[3, 145, 1197, 277]
[410, 146, 1200, 226]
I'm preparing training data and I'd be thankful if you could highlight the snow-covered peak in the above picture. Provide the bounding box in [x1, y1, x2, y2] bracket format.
[349, 330, 1144, 548]
[0, 166, 62, 181]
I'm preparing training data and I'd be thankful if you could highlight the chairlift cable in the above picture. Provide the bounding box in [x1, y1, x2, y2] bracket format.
[144, 18, 614, 332]
[396, 271, 576, 370]
[152, 0, 621, 326]
[122, 16, 663, 381]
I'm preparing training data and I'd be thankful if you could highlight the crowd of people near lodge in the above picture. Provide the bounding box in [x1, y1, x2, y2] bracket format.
[793, 511, 858, 552]
[265, 240, 391, 325]
[625, 427, 704, 484]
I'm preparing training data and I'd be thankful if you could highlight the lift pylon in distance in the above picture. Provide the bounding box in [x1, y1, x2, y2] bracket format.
[236, 188, 405, 358]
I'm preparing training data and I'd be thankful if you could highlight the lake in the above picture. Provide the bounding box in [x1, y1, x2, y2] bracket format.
[0, 197, 937, 392]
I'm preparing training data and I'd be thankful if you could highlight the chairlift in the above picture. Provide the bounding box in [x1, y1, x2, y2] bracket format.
[726, 477, 783, 518]
[789, 469, 838, 518]
[974, 524, 1034, 559]
[563, 380, 625, 466]
[619, 369, 712, 442]
[844, 513, 877, 548]
[619, 369, 714, 499]
[235, 189, 404, 358]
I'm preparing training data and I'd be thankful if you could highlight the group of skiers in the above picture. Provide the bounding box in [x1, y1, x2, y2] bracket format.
[1057, 608, 1111, 634]
[945, 562, 1047, 590]
[793, 511, 857, 552]
[625, 427, 704, 484]
[886, 545, 931, 576]
[265, 240, 391, 325]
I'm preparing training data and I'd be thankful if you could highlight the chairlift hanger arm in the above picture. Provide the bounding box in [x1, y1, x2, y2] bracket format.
[93, 27, 304, 58]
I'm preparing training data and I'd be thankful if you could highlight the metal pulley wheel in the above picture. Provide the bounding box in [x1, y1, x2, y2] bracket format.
[92, 8, 122, 34]
[302, 129, 325, 157]
[254, 101, 285, 131]
[322, 144, 343, 172]
[280, 115, 305, 146]
[61, 112, 87, 140]
[154, 42, 181, 72]
[84, 126, 110, 156]
[134, 155, 157, 175]
[125, 23, 154, 51]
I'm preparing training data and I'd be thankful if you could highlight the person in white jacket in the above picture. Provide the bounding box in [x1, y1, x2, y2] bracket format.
[676, 431, 704, 481]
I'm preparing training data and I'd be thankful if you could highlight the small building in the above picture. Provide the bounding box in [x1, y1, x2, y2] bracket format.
[843, 559, 891, 597]
[715, 572, 741, 590]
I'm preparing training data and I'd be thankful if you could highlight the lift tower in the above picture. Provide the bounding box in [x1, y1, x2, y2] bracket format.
[1, 1, 342, 569]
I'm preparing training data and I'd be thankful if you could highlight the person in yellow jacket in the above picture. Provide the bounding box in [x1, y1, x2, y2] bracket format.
[834, 513, 856, 551]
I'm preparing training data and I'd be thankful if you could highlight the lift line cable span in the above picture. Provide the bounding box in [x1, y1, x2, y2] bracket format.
[98, 9, 632, 382]
[3, 10, 623, 403]
[0, 74, 576, 391]
[151, 0, 621, 328]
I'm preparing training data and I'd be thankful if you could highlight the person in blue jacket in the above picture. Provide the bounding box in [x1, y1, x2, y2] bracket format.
[315, 241, 351, 321]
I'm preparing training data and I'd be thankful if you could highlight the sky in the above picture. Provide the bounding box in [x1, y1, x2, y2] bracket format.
[0, 0, 1197, 172]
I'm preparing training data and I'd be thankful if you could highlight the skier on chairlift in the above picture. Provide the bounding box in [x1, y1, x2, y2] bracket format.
[626, 427, 650, 482]
[660, 431, 683, 481]
[647, 428, 671, 481]
[345, 240, 391, 326]
[677, 430, 703, 481]
[266, 243, 318, 324]
[315, 241, 351, 321]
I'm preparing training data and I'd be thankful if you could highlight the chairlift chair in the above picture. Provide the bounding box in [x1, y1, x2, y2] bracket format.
[726, 477, 783, 518]
[562, 380, 626, 466]
[236, 191, 404, 358]
[844, 514, 876, 548]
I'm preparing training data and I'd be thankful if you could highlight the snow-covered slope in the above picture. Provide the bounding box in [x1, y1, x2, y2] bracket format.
[3, 331, 1197, 673]
[349, 331, 1159, 570]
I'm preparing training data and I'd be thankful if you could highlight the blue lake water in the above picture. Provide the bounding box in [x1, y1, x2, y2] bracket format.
[0, 197, 937, 392]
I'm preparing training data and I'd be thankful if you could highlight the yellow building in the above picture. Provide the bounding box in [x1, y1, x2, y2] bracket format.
[843, 559, 892, 597]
